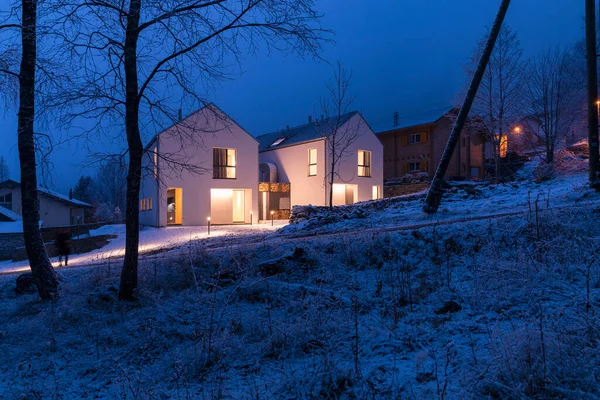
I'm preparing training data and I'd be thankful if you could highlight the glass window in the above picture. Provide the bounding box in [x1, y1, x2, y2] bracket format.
[0, 193, 12, 210]
[358, 150, 371, 177]
[153, 147, 158, 179]
[372, 185, 380, 200]
[271, 138, 286, 147]
[409, 133, 421, 144]
[308, 148, 317, 176]
[213, 148, 237, 179]
[409, 162, 420, 172]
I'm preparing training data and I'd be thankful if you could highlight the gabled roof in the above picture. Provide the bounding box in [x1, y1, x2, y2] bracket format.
[375, 106, 456, 134]
[0, 179, 92, 208]
[256, 111, 359, 152]
[0, 205, 21, 222]
[145, 103, 258, 150]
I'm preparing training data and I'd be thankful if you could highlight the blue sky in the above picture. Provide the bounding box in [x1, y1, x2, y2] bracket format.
[0, 0, 585, 192]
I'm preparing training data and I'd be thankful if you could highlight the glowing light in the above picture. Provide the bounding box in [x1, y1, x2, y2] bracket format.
[514, 126, 521, 134]
[207, 217, 211, 221]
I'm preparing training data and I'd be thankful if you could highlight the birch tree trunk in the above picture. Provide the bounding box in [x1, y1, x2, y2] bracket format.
[17, 0, 59, 300]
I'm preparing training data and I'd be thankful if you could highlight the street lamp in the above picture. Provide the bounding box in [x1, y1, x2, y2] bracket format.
[250, 210, 253, 226]
[270, 210, 274, 226]
[207, 217, 211, 236]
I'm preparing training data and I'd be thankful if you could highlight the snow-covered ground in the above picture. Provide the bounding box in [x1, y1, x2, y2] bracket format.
[3, 160, 597, 276]
[0, 222, 287, 275]
[1, 201, 599, 398]
[282, 170, 598, 236]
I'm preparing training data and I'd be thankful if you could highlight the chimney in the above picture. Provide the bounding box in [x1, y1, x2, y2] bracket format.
[69, 188, 73, 200]
[393, 112, 399, 127]
[178, 109, 183, 121]
[308, 115, 312, 123]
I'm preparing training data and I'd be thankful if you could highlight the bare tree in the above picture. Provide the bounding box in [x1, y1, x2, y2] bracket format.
[0, 0, 60, 299]
[319, 62, 360, 208]
[522, 47, 582, 163]
[53, 0, 329, 300]
[0, 155, 9, 181]
[466, 24, 524, 183]
[90, 156, 128, 221]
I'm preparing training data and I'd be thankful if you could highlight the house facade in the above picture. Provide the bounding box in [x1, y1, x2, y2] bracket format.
[376, 107, 486, 181]
[0, 179, 91, 228]
[139, 104, 259, 227]
[256, 112, 384, 213]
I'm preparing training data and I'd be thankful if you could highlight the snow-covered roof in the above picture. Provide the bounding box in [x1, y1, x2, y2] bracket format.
[256, 111, 359, 152]
[0, 205, 21, 222]
[0, 180, 92, 208]
[374, 106, 455, 134]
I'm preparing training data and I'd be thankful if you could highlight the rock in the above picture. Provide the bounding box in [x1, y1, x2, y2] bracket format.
[434, 300, 462, 315]
[87, 285, 119, 305]
[15, 273, 36, 295]
[259, 259, 286, 277]
[533, 163, 556, 183]
[463, 186, 482, 196]
[258, 247, 311, 276]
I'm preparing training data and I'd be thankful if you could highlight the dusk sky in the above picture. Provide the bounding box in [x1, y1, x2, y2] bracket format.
[0, 0, 585, 193]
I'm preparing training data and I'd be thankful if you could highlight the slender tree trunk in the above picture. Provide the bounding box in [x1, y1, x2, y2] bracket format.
[586, 0, 600, 186]
[17, 0, 60, 300]
[423, 0, 511, 214]
[119, 0, 142, 301]
[329, 140, 335, 208]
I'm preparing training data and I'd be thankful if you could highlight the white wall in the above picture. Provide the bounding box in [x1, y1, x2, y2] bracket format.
[259, 139, 327, 207]
[258, 113, 384, 207]
[140, 105, 259, 227]
[325, 114, 384, 204]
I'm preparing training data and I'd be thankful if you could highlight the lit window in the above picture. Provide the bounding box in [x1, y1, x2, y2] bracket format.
[409, 133, 422, 144]
[271, 138, 286, 147]
[213, 148, 237, 179]
[372, 185, 380, 200]
[495, 135, 508, 158]
[153, 147, 158, 179]
[408, 162, 420, 172]
[308, 148, 317, 176]
[140, 198, 152, 211]
[358, 150, 372, 177]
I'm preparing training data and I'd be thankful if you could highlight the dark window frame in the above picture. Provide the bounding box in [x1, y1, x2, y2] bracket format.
[358, 150, 372, 177]
[308, 148, 317, 177]
[213, 148, 237, 179]
[408, 161, 420, 172]
[0, 193, 12, 210]
[409, 133, 422, 144]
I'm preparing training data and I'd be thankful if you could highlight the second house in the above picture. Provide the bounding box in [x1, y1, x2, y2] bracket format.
[256, 111, 383, 218]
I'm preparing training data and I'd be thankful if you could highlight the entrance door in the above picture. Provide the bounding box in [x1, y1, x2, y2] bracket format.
[232, 190, 245, 223]
[167, 188, 182, 225]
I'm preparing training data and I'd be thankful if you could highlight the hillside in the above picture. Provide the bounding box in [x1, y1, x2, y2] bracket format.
[1, 169, 600, 397]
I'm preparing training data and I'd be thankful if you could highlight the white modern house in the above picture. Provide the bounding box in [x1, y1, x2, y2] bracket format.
[139, 104, 259, 227]
[256, 111, 384, 216]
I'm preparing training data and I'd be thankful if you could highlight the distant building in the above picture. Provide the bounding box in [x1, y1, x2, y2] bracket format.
[0, 179, 92, 229]
[375, 107, 487, 181]
[256, 111, 384, 216]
